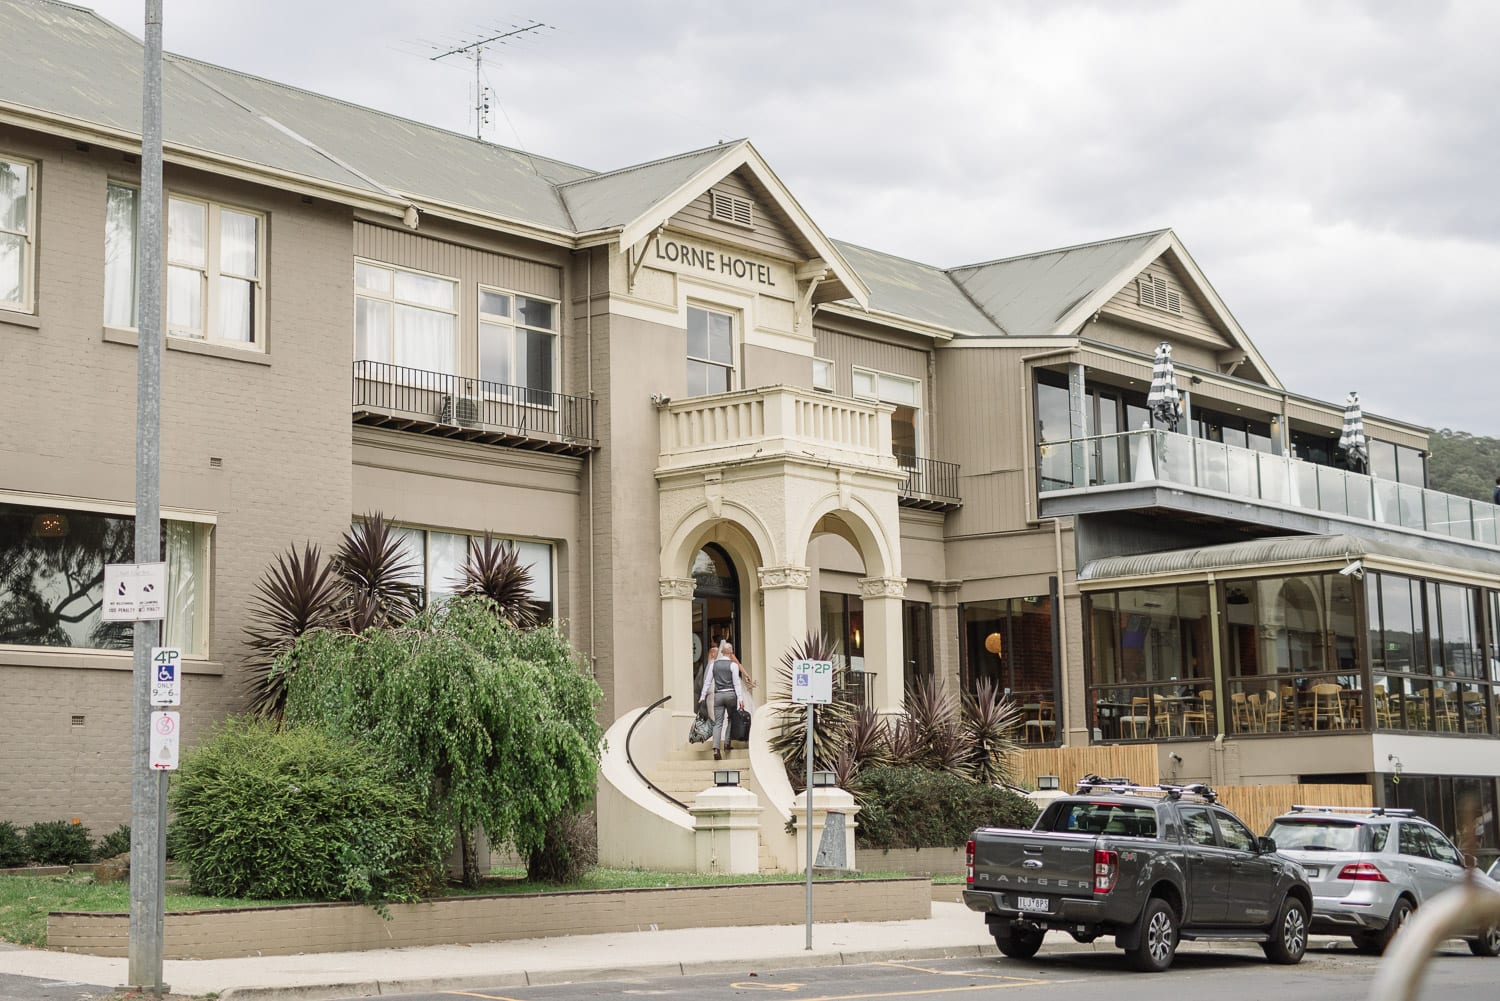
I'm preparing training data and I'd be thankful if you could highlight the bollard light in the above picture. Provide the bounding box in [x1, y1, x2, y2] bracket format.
[811, 770, 837, 788]
[713, 769, 740, 787]
[1036, 775, 1061, 791]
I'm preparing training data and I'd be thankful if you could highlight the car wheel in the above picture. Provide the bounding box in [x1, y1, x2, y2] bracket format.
[1373, 897, 1414, 954]
[1468, 925, 1500, 957]
[1263, 896, 1309, 964]
[995, 925, 1045, 960]
[1127, 897, 1179, 973]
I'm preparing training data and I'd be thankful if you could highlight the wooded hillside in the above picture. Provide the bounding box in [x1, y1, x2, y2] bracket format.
[1427, 429, 1500, 502]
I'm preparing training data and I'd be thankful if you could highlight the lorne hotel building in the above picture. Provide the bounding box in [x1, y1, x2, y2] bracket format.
[4, 0, 1499, 871]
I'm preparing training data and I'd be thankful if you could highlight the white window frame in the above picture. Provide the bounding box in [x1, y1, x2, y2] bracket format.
[165, 194, 267, 349]
[477, 284, 560, 405]
[812, 357, 835, 392]
[686, 303, 737, 397]
[0, 154, 37, 314]
[353, 259, 459, 376]
[387, 522, 556, 617]
[853, 366, 923, 464]
[104, 180, 140, 329]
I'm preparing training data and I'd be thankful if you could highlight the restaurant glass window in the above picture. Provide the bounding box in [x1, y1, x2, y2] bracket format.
[1035, 370, 1073, 490]
[903, 600, 934, 689]
[960, 595, 1056, 743]
[1084, 583, 1212, 742]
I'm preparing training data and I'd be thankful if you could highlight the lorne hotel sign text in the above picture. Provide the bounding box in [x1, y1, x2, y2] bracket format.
[653, 237, 777, 288]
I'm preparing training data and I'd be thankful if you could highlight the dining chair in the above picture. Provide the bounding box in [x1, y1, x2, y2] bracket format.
[1372, 687, 1394, 728]
[1152, 693, 1174, 738]
[1308, 683, 1347, 729]
[1462, 690, 1488, 733]
[1230, 691, 1250, 733]
[1120, 696, 1152, 739]
[1431, 688, 1459, 732]
[1024, 700, 1057, 744]
[1262, 688, 1285, 732]
[1246, 692, 1267, 732]
[1182, 689, 1214, 735]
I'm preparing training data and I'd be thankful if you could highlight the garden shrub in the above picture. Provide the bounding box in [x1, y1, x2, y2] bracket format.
[0, 821, 27, 867]
[853, 766, 1039, 850]
[527, 808, 598, 883]
[94, 823, 131, 860]
[24, 819, 93, 865]
[169, 716, 448, 903]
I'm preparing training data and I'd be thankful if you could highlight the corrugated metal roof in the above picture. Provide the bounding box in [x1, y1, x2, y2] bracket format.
[1078, 533, 1500, 581]
[560, 143, 741, 233]
[831, 241, 1001, 335]
[951, 231, 1167, 335]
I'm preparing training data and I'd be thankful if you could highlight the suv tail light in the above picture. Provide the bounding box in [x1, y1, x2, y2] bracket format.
[966, 840, 975, 885]
[1094, 848, 1118, 894]
[1338, 862, 1389, 882]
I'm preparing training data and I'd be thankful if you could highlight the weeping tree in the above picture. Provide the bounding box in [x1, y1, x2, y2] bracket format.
[279, 595, 602, 887]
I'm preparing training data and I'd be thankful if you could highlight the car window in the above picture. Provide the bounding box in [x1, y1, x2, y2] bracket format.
[1266, 819, 1365, 851]
[1399, 822, 1434, 859]
[1425, 827, 1462, 866]
[1214, 810, 1257, 852]
[1046, 801, 1158, 837]
[1179, 806, 1218, 847]
[1367, 823, 1391, 852]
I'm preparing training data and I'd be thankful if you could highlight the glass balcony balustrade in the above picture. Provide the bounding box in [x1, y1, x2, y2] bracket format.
[1039, 429, 1500, 545]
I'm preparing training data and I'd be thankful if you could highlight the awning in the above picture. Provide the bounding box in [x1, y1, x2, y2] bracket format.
[1077, 533, 1500, 586]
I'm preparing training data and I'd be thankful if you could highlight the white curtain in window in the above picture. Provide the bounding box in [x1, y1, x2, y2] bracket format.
[219, 209, 258, 277]
[394, 271, 454, 310]
[426, 531, 467, 599]
[216, 276, 254, 342]
[0, 234, 19, 305]
[394, 304, 455, 374]
[104, 185, 138, 327]
[166, 266, 203, 333]
[390, 526, 426, 594]
[355, 298, 392, 362]
[167, 199, 205, 266]
[163, 521, 207, 654]
[513, 540, 552, 601]
[0, 161, 28, 231]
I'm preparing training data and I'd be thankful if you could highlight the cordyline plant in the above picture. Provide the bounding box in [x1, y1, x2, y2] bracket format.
[244, 514, 539, 718]
[768, 631, 858, 787]
[280, 595, 603, 887]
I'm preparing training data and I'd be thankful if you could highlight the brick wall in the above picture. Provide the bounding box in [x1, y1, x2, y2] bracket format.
[48, 878, 931, 959]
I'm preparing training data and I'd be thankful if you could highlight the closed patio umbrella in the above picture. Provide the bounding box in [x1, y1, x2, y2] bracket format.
[1339, 391, 1368, 472]
[1147, 341, 1182, 432]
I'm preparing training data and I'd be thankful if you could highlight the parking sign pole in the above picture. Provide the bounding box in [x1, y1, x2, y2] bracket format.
[805, 701, 814, 950]
[127, 0, 167, 993]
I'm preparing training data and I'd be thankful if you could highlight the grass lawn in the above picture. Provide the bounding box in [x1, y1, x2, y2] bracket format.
[0, 867, 909, 947]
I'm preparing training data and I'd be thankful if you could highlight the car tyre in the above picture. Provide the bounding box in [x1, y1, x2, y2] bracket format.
[1370, 897, 1414, 955]
[994, 924, 1045, 959]
[1127, 897, 1179, 973]
[1468, 925, 1500, 957]
[1262, 896, 1309, 965]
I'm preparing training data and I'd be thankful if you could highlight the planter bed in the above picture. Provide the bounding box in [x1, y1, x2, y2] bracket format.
[49, 876, 930, 959]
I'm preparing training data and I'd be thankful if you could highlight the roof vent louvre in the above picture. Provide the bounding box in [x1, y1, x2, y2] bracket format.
[711, 190, 754, 229]
[1138, 273, 1182, 314]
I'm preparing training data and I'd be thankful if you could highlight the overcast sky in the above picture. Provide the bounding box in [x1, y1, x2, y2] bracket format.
[80, 0, 1500, 436]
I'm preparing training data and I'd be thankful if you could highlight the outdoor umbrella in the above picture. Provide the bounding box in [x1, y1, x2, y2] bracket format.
[1147, 341, 1182, 432]
[1339, 391, 1368, 472]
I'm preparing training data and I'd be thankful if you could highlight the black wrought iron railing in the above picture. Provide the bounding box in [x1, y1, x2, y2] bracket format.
[839, 671, 877, 712]
[897, 454, 961, 506]
[626, 694, 687, 811]
[352, 360, 596, 448]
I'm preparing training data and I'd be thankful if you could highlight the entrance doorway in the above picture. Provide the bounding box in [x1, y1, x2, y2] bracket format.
[691, 543, 742, 695]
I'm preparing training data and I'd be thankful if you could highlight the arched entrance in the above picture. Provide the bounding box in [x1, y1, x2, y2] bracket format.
[691, 543, 743, 692]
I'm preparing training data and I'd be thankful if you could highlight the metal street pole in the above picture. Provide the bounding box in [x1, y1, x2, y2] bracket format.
[805, 703, 813, 950]
[127, 0, 167, 993]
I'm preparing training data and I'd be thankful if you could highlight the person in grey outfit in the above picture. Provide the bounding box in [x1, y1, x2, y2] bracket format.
[698, 640, 746, 760]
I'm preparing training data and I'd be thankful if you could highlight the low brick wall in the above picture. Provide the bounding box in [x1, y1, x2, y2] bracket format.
[48, 877, 930, 959]
[861, 847, 967, 877]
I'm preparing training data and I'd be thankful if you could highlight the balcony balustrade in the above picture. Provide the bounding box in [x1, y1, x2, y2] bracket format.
[897, 453, 962, 510]
[351, 360, 596, 455]
[1039, 429, 1500, 546]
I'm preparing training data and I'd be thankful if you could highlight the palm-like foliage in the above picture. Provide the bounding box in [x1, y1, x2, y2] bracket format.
[891, 676, 963, 771]
[962, 678, 1024, 786]
[243, 543, 343, 717]
[455, 531, 539, 628]
[334, 513, 422, 629]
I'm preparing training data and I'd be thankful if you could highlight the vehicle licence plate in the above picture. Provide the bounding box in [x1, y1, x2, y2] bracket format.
[1303, 866, 1320, 879]
[1017, 895, 1050, 912]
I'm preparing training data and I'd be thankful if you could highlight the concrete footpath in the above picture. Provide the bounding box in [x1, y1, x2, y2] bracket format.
[0, 903, 1347, 1001]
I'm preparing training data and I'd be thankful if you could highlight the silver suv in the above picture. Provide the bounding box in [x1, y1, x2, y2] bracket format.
[1266, 805, 1500, 956]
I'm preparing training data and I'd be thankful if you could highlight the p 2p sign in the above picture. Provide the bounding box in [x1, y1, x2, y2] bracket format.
[791, 658, 833, 704]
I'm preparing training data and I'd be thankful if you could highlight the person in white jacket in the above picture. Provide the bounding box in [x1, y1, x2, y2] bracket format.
[698, 640, 746, 760]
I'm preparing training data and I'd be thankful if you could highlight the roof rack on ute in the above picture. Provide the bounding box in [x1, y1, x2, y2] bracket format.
[1287, 804, 1415, 817]
[1075, 774, 1218, 803]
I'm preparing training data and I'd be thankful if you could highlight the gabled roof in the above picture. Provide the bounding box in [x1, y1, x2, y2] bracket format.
[831, 241, 999, 338]
[951, 230, 1169, 335]
[559, 143, 743, 233]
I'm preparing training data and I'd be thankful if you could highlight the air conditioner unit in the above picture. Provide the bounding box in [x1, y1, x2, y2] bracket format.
[439, 394, 480, 427]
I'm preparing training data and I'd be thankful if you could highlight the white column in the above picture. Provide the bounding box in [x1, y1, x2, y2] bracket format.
[860, 575, 907, 711]
[759, 565, 810, 670]
[792, 787, 861, 873]
[690, 784, 763, 874]
[660, 577, 697, 722]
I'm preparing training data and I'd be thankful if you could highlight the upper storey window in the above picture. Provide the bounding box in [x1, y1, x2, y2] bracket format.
[687, 305, 734, 396]
[854, 367, 921, 464]
[0, 156, 35, 312]
[479, 287, 558, 403]
[104, 184, 267, 350]
[354, 261, 458, 375]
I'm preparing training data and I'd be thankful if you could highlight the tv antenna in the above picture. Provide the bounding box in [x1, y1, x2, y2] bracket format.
[431, 20, 549, 139]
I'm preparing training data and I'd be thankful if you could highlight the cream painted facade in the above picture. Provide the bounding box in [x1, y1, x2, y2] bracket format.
[6, 1, 1500, 865]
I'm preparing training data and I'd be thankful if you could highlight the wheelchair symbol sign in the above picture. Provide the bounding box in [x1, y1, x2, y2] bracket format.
[150, 647, 182, 706]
